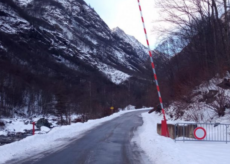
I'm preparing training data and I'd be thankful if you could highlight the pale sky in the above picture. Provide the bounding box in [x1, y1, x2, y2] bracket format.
[84, 0, 159, 48]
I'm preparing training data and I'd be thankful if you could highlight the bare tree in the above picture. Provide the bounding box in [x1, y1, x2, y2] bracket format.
[210, 89, 230, 116]
[155, 0, 229, 69]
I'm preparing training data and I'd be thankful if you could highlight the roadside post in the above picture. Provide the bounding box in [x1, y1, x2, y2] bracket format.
[137, 0, 169, 137]
[110, 106, 114, 114]
[32, 122, 35, 135]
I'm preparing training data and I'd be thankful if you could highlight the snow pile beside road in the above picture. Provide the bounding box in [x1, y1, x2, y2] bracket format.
[0, 108, 151, 164]
[165, 74, 230, 123]
[133, 112, 230, 164]
[0, 115, 59, 136]
[0, 131, 7, 136]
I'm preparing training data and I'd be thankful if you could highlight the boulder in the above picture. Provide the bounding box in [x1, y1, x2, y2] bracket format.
[218, 78, 230, 89]
[0, 135, 22, 145]
[155, 104, 162, 113]
[200, 90, 218, 103]
[224, 78, 230, 87]
[148, 108, 155, 114]
[206, 90, 218, 98]
[0, 121, 5, 127]
[72, 118, 83, 123]
[36, 118, 51, 129]
[24, 120, 29, 125]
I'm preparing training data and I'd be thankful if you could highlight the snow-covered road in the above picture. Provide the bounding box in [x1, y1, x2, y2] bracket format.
[0, 108, 150, 164]
[13, 110, 148, 164]
[2, 108, 230, 164]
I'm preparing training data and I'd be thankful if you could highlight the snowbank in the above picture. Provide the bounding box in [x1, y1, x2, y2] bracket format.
[166, 74, 230, 123]
[0, 115, 59, 135]
[0, 108, 150, 164]
[133, 112, 230, 164]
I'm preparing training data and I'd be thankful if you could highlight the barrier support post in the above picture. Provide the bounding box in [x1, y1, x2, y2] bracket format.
[137, 0, 169, 137]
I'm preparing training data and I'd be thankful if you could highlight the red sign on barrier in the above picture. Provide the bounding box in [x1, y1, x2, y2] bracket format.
[194, 127, 206, 140]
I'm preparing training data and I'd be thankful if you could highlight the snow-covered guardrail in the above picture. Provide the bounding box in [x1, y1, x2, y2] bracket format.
[174, 123, 230, 143]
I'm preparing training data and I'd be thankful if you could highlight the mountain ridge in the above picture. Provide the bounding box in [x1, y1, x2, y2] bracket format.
[0, 0, 156, 118]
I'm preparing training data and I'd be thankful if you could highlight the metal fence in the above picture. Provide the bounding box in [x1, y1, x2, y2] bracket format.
[174, 123, 230, 143]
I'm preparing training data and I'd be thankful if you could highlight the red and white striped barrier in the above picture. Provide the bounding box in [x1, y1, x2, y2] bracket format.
[137, 0, 169, 137]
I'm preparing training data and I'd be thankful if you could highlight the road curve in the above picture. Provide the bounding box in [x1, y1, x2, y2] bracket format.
[11, 110, 148, 164]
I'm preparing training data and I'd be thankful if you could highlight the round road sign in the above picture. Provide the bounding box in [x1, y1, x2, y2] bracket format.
[194, 127, 206, 140]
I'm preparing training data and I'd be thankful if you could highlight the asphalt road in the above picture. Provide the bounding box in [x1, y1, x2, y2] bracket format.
[10, 110, 149, 164]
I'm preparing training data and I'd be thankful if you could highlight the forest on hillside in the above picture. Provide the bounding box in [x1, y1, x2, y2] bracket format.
[0, 0, 157, 124]
[153, 0, 230, 104]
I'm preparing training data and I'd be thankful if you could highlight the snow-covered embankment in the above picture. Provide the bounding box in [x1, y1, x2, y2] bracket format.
[133, 112, 230, 164]
[0, 108, 150, 164]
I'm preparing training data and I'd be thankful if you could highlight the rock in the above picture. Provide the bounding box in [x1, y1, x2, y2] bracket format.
[72, 118, 83, 123]
[0, 121, 5, 127]
[52, 118, 57, 122]
[57, 119, 69, 125]
[72, 115, 88, 123]
[206, 90, 218, 98]
[224, 104, 230, 109]
[36, 118, 51, 129]
[200, 90, 218, 103]
[190, 91, 202, 98]
[217, 78, 230, 89]
[224, 78, 230, 86]
[182, 96, 192, 103]
[24, 120, 29, 125]
[16, 132, 23, 136]
[155, 104, 162, 113]
[0, 135, 21, 145]
[148, 108, 155, 114]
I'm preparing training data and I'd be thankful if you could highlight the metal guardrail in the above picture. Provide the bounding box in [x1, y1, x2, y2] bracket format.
[174, 123, 230, 143]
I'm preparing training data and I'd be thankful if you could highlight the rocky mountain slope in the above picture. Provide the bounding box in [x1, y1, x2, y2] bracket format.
[112, 27, 149, 60]
[0, 0, 150, 85]
[0, 0, 156, 118]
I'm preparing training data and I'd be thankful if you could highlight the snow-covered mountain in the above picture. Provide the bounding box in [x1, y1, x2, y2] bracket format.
[0, 0, 150, 85]
[0, 0, 160, 119]
[112, 27, 149, 60]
